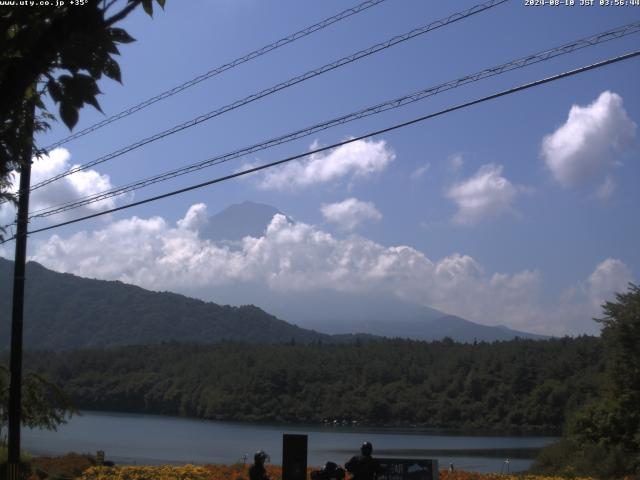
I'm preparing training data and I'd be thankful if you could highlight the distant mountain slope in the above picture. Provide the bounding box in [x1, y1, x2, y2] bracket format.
[360, 314, 549, 342]
[0, 258, 330, 351]
[241, 288, 547, 342]
[200, 201, 288, 242]
[193, 202, 547, 342]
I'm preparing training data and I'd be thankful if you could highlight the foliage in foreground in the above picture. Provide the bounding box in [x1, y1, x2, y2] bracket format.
[0, 443, 30, 464]
[531, 284, 640, 479]
[0, 0, 165, 240]
[24, 452, 96, 479]
[0, 362, 75, 437]
[77, 464, 288, 480]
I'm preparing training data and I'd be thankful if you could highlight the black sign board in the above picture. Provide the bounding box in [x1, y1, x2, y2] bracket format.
[282, 434, 308, 480]
[377, 458, 439, 480]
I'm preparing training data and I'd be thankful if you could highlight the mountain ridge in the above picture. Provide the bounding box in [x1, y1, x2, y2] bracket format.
[0, 257, 334, 351]
[0, 200, 547, 348]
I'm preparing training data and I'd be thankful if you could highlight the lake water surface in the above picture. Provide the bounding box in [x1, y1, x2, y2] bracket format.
[22, 411, 557, 473]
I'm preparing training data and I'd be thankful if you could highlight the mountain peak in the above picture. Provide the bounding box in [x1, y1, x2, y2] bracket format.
[200, 201, 286, 242]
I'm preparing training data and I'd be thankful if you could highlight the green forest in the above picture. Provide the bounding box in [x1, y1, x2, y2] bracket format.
[23, 336, 602, 433]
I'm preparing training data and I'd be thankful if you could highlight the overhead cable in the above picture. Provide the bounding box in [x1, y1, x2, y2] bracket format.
[27, 21, 640, 220]
[42, 0, 390, 151]
[4, 49, 634, 242]
[30, 0, 509, 192]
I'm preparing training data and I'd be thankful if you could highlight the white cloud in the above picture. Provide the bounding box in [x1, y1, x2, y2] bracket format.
[177, 203, 209, 231]
[549, 258, 634, 335]
[0, 148, 120, 224]
[25, 204, 634, 336]
[448, 154, 464, 173]
[586, 258, 632, 310]
[446, 163, 520, 225]
[321, 198, 382, 230]
[28, 210, 537, 328]
[258, 138, 395, 190]
[410, 162, 430, 180]
[595, 175, 616, 200]
[541, 91, 636, 187]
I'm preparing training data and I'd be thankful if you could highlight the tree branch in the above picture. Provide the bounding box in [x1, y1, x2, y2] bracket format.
[103, 0, 121, 13]
[105, 0, 143, 27]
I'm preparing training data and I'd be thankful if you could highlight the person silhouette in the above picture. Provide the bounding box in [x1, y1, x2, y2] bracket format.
[311, 461, 346, 480]
[345, 442, 384, 480]
[249, 450, 271, 480]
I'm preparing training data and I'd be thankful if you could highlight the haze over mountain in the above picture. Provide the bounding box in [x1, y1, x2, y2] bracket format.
[195, 202, 547, 342]
[0, 257, 543, 351]
[0, 202, 547, 347]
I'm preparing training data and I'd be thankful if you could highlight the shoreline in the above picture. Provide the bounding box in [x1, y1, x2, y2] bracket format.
[73, 409, 560, 438]
[22, 410, 554, 473]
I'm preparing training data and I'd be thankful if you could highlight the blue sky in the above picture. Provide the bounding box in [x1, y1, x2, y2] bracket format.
[2, 0, 639, 335]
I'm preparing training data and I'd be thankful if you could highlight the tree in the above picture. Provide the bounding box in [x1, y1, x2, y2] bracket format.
[0, 363, 74, 439]
[0, 0, 166, 457]
[0, 0, 165, 215]
[532, 283, 640, 478]
[569, 283, 640, 475]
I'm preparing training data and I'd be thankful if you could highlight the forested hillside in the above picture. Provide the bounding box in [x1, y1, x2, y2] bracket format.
[0, 258, 544, 348]
[0, 259, 331, 350]
[24, 336, 602, 433]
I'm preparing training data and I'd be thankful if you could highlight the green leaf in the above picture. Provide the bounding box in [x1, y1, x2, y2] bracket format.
[47, 80, 62, 103]
[24, 84, 36, 100]
[156, 0, 166, 8]
[86, 53, 104, 79]
[34, 95, 46, 110]
[104, 41, 120, 55]
[142, 0, 153, 16]
[59, 41, 92, 73]
[71, 74, 103, 112]
[58, 74, 103, 113]
[57, 74, 73, 88]
[7, 23, 20, 39]
[109, 27, 136, 44]
[60, 101, 79, 130]
[103, 57, 122, 83]
[85, 95, 103, 113]
[58, 75, 84, 108]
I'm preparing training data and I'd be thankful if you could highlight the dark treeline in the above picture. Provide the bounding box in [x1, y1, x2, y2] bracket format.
[24, 336, 601, 433]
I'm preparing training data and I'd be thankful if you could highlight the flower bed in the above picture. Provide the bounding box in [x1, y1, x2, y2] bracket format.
[75, 465, 602, 480]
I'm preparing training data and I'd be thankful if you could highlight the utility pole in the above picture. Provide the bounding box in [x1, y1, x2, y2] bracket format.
[7, 100, 35, 480]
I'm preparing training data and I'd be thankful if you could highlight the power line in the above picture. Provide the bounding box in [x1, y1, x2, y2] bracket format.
[5, 49, 635, 242]
[29, 0, 508, 192]
[42, 0, 390, 151]
[26, 21, 640, 220]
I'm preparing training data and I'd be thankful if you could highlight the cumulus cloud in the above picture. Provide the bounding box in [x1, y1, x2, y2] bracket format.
[446, 163, 520, 225]
[410, 162, 430, 180]
[0, 148, 119, 224]
[541, 91, 636, 187]
[25, 204, 634, 336]
[550, 258, 634, 335]
[586, 258, 632, 310]
[257, 138, 395, 190]
[177, 203, 209, 231]
[321, 198, 382, 230]
[28, 209, 537, 328]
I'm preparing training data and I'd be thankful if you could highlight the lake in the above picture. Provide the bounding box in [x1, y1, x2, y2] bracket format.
[22, 411, 557, 473]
